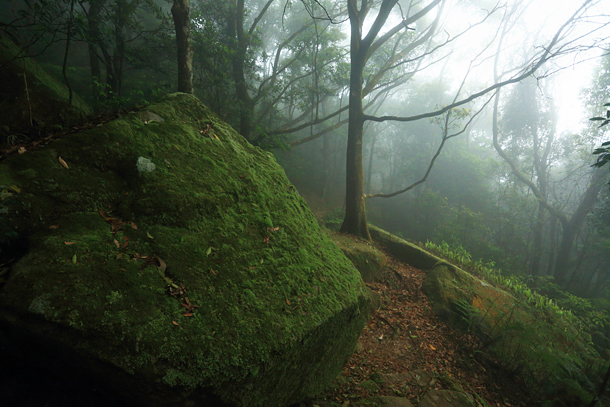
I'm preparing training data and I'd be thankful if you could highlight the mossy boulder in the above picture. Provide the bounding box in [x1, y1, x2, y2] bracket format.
[418, 390, 475, 407]
[368, 225, 443, 270]
[0, 93, 369, 406]
[330, 232, 387, 282]
[0, 35, 91, 142]
[422, 264, 595, 404]
[421, 264, 520, 331]
[354, 396, 414, 407]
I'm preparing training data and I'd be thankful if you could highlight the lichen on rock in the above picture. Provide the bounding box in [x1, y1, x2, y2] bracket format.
[0, 93, 369, 407]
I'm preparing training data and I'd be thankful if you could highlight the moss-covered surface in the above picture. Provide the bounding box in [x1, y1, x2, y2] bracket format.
[0, 93, 369, 406]
[422, 264, 597, 405]
[368, 225, 443, 270]
[0, 35, 91, 140]
[354, 395, 414, 407]
[329, 232, 387, 283]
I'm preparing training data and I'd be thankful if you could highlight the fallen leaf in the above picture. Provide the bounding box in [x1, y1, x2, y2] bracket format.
[206, 246, 212, 256]
[130, 221, 137, 230]
[64, 241, 76, 245]
[182, 313, 193, 317]
[210, 269, 217, 275]
[110, 220, 124, 233]
[113, 239, 120, 248]
[286, 298, 291, 305]
[154, 255, 167, 273]
[9, 185, 20, 193]
[18, 147, 26, 154]
[147, 231, 154, 239]
[430, 345, 436, 350]
[58, 156, 69, 169]
[49, 225, 59, 229]
[98, 209, 113, 221]
[72, 254, 77, 264]
[172, 320, 179, 326]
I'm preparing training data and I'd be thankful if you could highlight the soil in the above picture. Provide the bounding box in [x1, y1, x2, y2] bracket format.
[310, 241, 534, 407]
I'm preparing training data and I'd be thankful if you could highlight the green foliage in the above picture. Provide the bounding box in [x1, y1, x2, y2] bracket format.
[322, 208, 345, 231]
[425, 241, 603, 405]
[592, 102, 610, 168]
[424, 241, 581, 323]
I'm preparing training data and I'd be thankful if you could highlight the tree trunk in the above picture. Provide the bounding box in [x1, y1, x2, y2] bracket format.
[546, 215, 557, 276]
[172, 0, 194, 94]
[366, 133, 377, 194]
[554, 169, 607, 285]
[227, 0, 255, 140]
[87, 1, 102, 98]
[111, 0, 128, 97]
[340, 8, 370, 239]
[530, 202, 545, 275]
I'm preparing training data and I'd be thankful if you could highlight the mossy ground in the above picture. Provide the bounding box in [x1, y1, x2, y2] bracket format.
[0, 93, 368, 406]
[0, 35, 91, 140]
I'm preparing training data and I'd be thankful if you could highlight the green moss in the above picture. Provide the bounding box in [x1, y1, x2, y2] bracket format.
[368, 224, 444, 270]
[0, 93, 368, 406]
[330, 231, 387, 282]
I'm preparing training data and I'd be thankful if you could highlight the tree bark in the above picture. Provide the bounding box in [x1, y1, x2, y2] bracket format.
[227, 0, 255, 140]
[172, 0, 194, 94]
[86, 0, 103, 98]
[341, 51, 370, 238]
[554, 169, 607, 284]
[340, 0, 374, 239]
[366, 133, 377, 194]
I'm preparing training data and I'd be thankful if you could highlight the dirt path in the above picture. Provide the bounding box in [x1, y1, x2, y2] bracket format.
[311, 249, 533, 407]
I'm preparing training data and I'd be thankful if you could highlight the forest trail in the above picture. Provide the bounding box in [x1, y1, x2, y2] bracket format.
[310, 240, 532, 407]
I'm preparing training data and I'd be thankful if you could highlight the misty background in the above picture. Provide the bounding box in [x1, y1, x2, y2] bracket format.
[1, 0, 610, 307]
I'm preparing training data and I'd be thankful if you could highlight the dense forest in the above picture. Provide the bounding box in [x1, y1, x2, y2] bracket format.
[3, 0, 606, 293]
[2, 0, 610, 406]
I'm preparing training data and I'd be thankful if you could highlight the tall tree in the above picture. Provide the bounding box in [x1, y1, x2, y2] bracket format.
[340, 0, 603, 240]
[340, 0, 443, 238]
[172, 0, 194, 94]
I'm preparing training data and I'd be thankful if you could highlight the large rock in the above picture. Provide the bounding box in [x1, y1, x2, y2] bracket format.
[0, 35, 91, 142]
[0, 93, 368, 406]
[421, 263, 594, 404]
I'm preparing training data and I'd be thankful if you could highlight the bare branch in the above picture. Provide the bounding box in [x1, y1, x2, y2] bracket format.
[364, 0, 597, 124]
[249, 0, 276, 36]
[366, 80, 494, 198]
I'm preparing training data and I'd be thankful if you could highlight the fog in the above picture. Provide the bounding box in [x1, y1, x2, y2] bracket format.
[2, 0, 610, 405]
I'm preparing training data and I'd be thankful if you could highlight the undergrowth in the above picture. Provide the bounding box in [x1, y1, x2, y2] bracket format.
[425, 240, 608, 406]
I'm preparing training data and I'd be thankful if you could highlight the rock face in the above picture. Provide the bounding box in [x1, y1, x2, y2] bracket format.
[0, 93, 369, 406]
